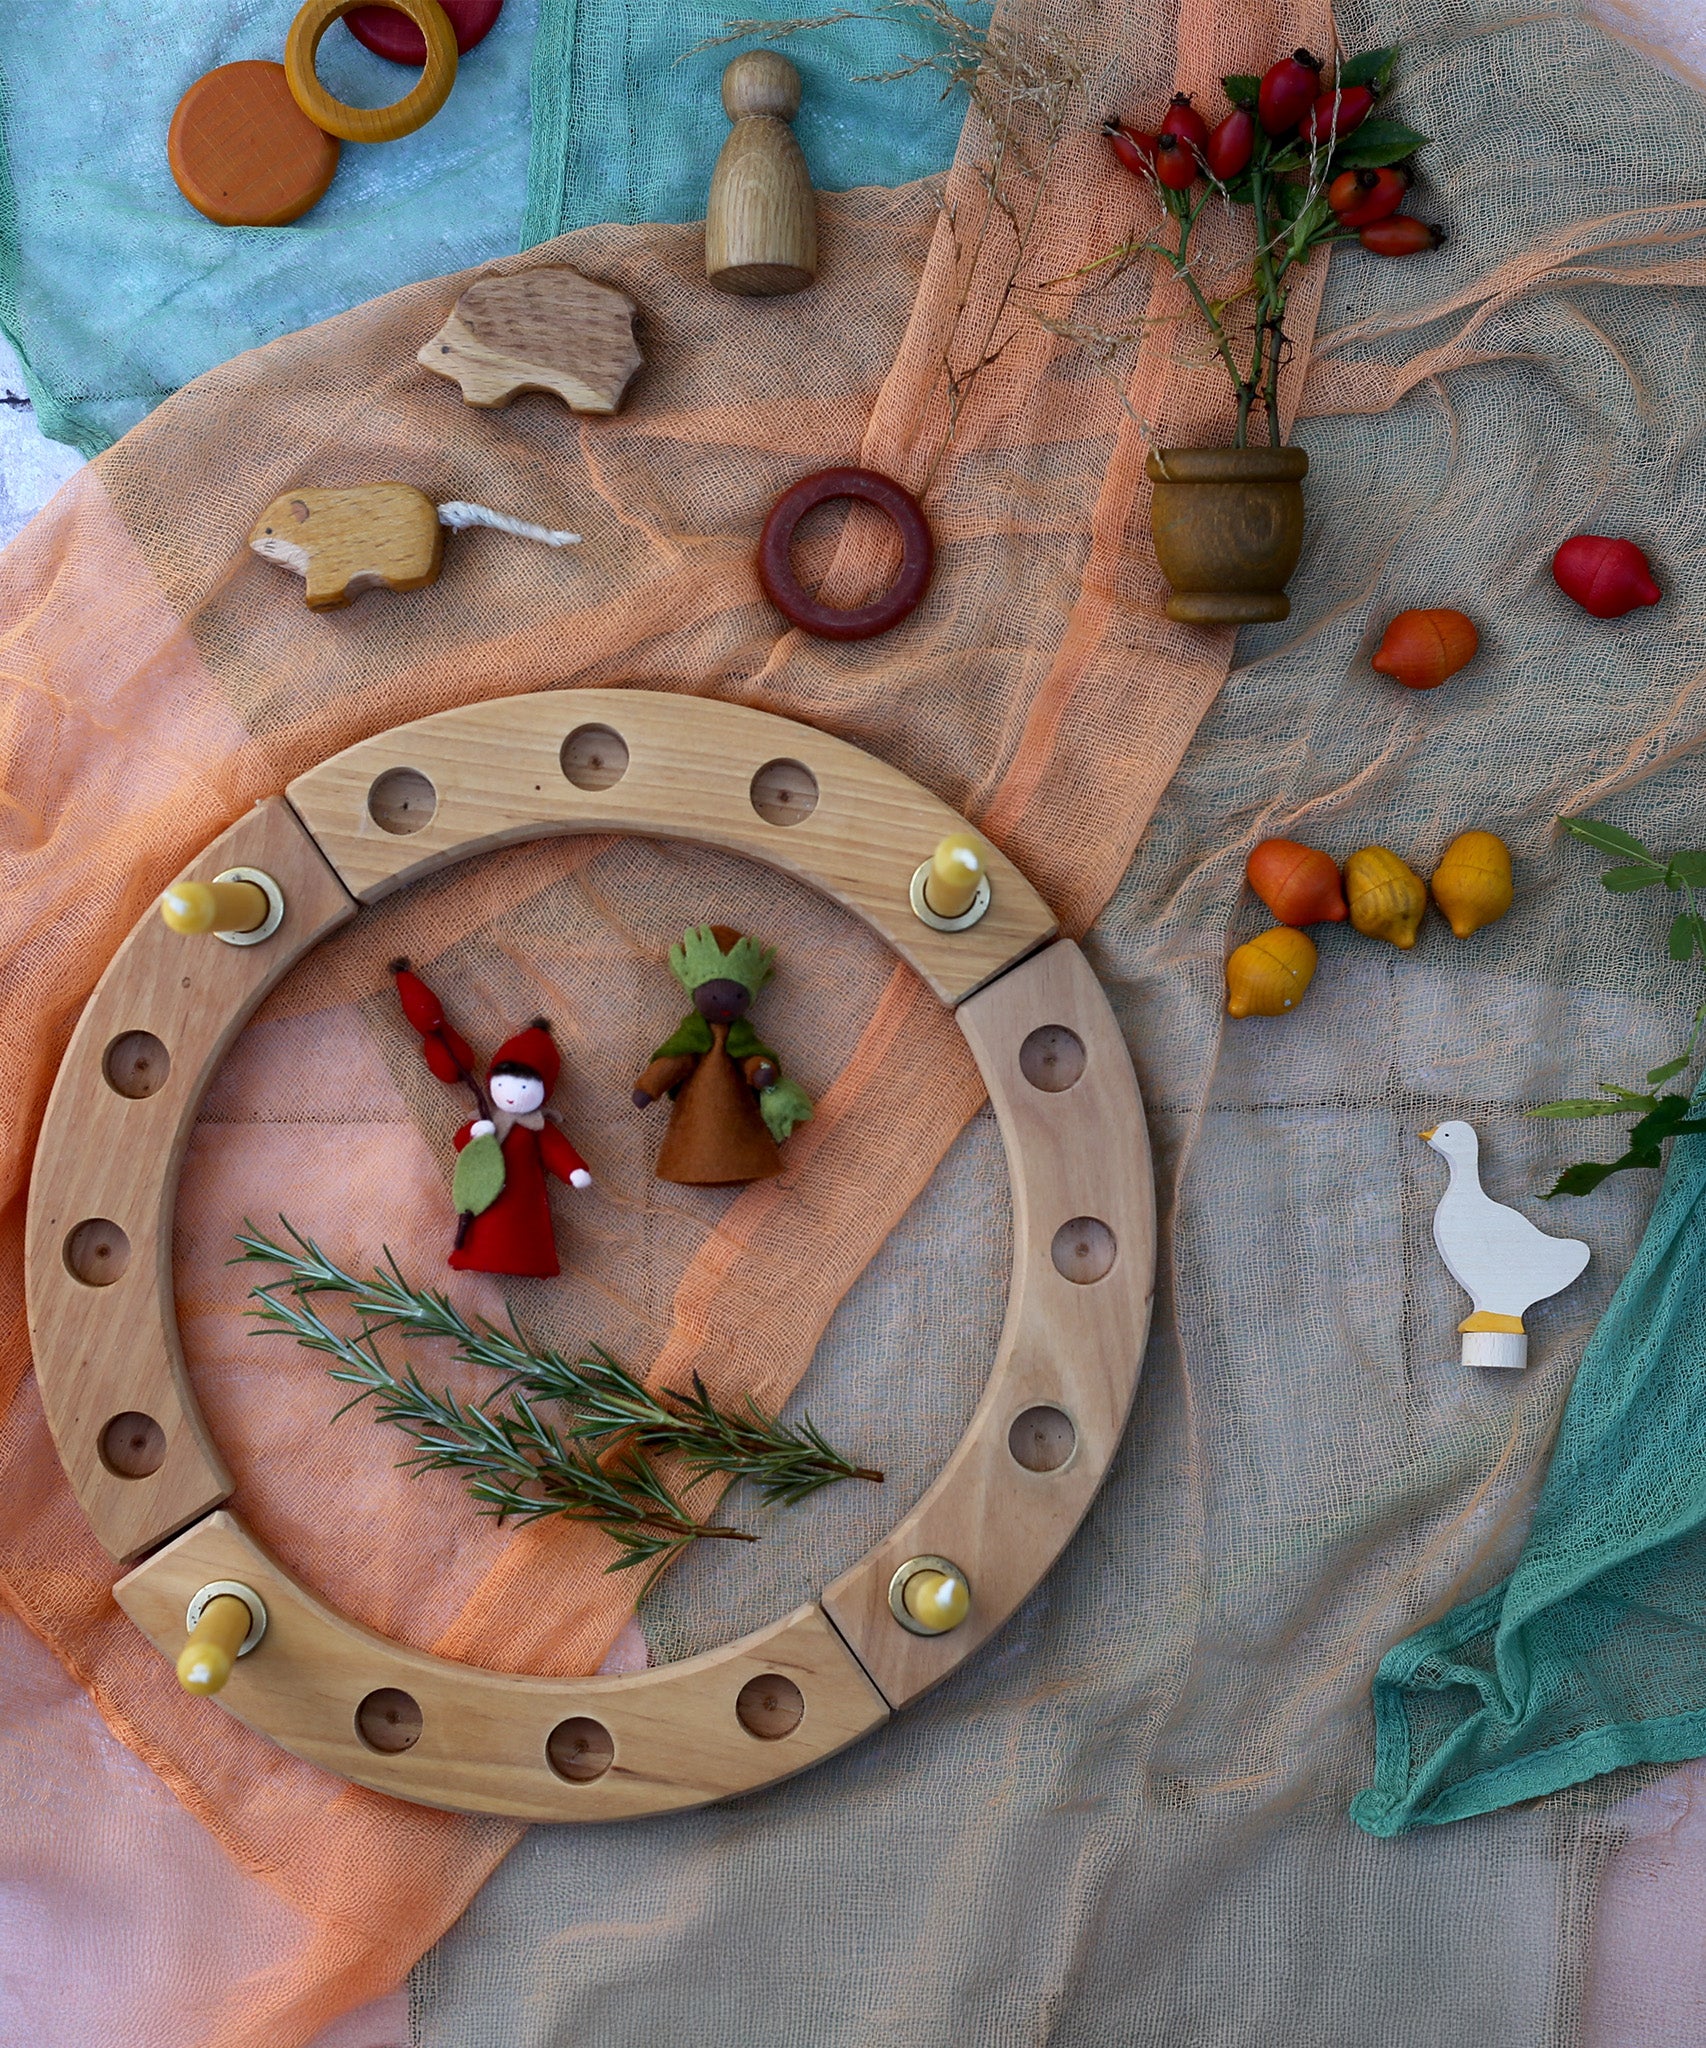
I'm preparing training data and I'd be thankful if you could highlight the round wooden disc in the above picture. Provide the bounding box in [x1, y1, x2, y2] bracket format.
[168, 62, 340, 228]
[347, 0, 501, 63]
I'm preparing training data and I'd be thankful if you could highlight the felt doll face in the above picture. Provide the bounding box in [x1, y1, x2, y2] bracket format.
[693, 977, 752, 1025]
[490, 1068, 546, 1114]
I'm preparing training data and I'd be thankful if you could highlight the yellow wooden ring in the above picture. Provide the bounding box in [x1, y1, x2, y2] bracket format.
[26, 690, 1155, 1820]
[284, 0, 457, 144]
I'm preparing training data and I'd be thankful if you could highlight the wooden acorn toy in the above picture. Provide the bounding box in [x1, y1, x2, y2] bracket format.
[705, 52, 817, 296]
[419, 267, 644, 415]
[392, 961, 592, 1277]
[632, 925, 813, 1184]
[248, 483, 579, 609]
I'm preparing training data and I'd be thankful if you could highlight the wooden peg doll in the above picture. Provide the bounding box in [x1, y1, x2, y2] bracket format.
[632, 925, 813, 1184]
[392, 961, 592, 1277]
[704, 51, 817, 296]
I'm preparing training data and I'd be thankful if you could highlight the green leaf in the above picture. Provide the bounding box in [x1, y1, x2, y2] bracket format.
[1647, 1056, 1693, 1085]
[1601, 1082, 1660, 1101]
[1271, 175, 1310, 226]
[1669, 851, 1706, 887]
[1339, 47, 1398, 92]
[1562, 816, 1654, 862]
[1602, 864, 1664, 892]
[1331, 118, 1430, 169]
[1222, 73, 1260, 110]
[451, 1131, 506, 1218]
[1672, 912, 1705, 961]
[1546, 1159, 1630, 1196]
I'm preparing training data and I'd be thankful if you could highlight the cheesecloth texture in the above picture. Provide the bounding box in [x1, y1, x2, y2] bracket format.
[0, 0, 963, 455]
[1, 0, 1704, 2043]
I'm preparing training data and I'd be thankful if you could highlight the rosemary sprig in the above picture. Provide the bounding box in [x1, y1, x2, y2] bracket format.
[246, 1282, 755, 1575]
[236, 1221, 883, 1507]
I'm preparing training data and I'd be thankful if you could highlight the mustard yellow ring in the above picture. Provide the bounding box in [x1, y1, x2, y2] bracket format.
[285, 0, 458, 145]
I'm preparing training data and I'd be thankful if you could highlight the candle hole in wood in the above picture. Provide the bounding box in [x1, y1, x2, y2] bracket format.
[735, 1673, 805, 1740]
[560, 724, 630, 791]
[750, 758, 818, 827]
[1008, 1404, 1077, 1472]
[546, 1715, 615, 1782]
[367, 767, 437, 835]
[1019, 1025, 1085, 1094]
[64, 1218, 130, 1288]
[103, 1030, 171, 1100]
[356, 1686, 423, 1753]
[100, 1411, 166, 1479]
[1050, 1217, 1116, 1285]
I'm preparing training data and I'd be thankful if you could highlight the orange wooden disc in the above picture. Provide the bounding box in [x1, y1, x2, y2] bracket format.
[168, 61, 340, 228]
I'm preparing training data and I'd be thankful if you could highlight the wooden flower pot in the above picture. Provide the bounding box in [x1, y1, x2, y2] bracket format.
[1145, 446, 1308, 625]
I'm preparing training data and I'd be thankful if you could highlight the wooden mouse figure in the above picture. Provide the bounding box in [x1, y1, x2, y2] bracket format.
[392, 961, 592, 1277]
[632, 925, 812, 1184]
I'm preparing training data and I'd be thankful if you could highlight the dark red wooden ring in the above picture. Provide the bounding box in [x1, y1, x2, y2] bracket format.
[348, 0, 502, 63]
[757, 466, 934, 642]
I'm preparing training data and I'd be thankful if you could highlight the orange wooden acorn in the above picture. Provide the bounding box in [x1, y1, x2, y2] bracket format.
[1371, 608, 1478, 690]
[1246, 838, 1347, 926]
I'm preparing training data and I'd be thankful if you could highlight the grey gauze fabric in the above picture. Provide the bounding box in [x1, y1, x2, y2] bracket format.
[412, 0, 1706, 2038]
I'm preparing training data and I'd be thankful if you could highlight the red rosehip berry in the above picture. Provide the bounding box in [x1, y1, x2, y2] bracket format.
[1153, 132, 1197, 189]
[1159, 92, 1210, 160]
[1359, 215, 1444, 255]
[1552, 535, 1661, 618]
[1205, 107, 1255, 180]
[1258, 49, 1322, 135]
[1329, 166, 1408, 226]
[1299, 83, 1374, 146]
[1103, 118, 1158, 180]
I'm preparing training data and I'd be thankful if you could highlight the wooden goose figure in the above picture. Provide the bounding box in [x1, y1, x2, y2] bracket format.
[1423, 1120, 1590, 1370]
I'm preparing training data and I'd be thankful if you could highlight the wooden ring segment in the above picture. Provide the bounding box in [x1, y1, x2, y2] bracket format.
[26, 689, 1153, 1818]
[285, 0, 458, 143]
[757, 468, 934, 640]
[168, 60, 341, 227]
[348, 0, 501, 64]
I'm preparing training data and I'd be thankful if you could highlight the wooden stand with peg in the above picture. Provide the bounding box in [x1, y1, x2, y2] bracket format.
[705, 52, 817, 296]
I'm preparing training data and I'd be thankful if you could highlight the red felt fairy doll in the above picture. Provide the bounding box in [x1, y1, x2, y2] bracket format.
[392, 961, 592, 1278]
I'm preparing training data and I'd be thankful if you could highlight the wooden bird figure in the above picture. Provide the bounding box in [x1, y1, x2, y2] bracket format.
[1423, 1120, 1590, 1370]
[418, 266, 644, 414]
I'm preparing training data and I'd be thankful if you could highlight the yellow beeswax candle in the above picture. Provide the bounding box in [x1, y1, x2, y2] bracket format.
[177, 1594, 252, 1694]
[924, 833, 984, 920]
[160, 878, 270, 935]
[902, 1566, 970, 1634]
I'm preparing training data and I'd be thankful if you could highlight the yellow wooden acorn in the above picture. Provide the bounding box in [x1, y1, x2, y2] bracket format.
[1226, 927, 1318, 1017]
[1345, 846, 1427, 948]
[1430, 830, 1513, 939]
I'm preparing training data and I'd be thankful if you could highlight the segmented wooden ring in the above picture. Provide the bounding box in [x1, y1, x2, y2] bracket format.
[757, 467, 934, 641]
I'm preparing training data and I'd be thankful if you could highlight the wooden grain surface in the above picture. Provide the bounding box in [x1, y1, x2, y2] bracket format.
[284, 0, 458, 145]
[284, 689, 1056, 1005]
[117, 1512, 890, 1819]
[418, 267, 643, 414]
[821, 940, 1155, 1707]
[24, 801, 356, 1562]
[248, 483, 444, 610]
[167, 60, 340, 229]
[705, 53, 816, 296]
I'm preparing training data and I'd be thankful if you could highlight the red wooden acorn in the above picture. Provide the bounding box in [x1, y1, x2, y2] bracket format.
[1552, 535, 1661, 618]
[391, 961, 592, 1278]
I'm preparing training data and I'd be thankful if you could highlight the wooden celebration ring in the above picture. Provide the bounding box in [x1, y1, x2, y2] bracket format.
[285, 0, 458, 145]
[25, 690, 1154, 1819]
[757, 467, 935, 640]
[348, 0, 502, 64]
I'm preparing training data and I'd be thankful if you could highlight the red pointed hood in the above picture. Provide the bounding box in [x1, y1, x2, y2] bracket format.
[489, 1019, 559, 1093]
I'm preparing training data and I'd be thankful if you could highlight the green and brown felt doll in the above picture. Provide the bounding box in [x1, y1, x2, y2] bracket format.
[631, 925, 813, 1185]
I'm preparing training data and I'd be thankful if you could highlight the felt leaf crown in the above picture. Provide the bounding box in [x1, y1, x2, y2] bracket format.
[670, 924, 775, 997]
